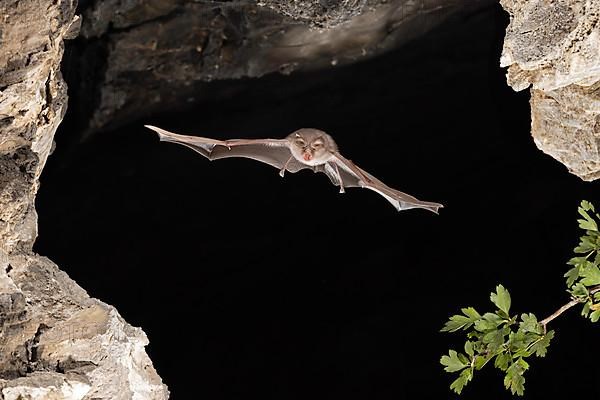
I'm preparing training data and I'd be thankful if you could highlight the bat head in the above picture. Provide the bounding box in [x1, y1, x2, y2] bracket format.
[287, 129, 337, 166]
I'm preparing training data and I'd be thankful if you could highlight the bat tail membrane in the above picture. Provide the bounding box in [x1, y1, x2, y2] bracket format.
[145, 125, 217, 159]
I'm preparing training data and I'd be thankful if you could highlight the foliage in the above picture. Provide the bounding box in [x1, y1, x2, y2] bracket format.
[440, 285, 553, 395]
[564, 200, 600, 321]
[440, 201, 600, 395]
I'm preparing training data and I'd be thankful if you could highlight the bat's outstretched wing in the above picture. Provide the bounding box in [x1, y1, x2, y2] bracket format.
[323, 152, 443, 213]
[145, 125, 308, 173]
[147, 125, 443, 213]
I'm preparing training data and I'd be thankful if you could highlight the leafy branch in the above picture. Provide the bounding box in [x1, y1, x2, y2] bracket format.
[440, 200, 600, 396]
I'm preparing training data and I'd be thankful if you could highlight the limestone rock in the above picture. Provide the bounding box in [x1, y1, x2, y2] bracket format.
[1, 372, 91, 400]
[36, 303, 167, 400]
[0, 0, 169, 397]
[0, 0, 75, 253]
[259, 0, 373, 28]
[72, 0, 492, 133]
[0, 251, 169, 399]
[500, 0, 600, 180]
[530, 84, 600, 181]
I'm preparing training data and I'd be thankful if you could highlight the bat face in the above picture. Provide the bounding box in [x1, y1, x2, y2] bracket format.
[287, 128, 337, 166]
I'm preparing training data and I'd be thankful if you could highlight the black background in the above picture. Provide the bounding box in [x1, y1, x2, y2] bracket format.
[35, 4, 599, 399]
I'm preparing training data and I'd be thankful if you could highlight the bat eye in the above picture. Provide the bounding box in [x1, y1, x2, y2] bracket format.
[311, 140, 323, 149]
[295, 138, 306, 147]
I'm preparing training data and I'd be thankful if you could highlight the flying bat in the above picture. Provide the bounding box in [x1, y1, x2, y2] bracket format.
[145, 125, 443, 213]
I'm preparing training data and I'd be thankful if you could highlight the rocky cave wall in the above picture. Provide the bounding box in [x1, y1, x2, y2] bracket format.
[0, 0, 168, 398]
[500, 0, 600, 181]
[71, 0, 488, 134]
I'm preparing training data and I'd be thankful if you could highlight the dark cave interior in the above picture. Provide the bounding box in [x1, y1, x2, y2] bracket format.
[34, 4, 599, 399]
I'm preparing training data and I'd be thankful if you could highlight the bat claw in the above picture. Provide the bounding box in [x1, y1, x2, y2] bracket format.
[339, 187, 345, 194]
[279, 169, 285, 177]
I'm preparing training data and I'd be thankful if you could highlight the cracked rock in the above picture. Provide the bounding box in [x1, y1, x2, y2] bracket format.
[1, 372, 91, 400]
[71, 0, 491, 134]
[500, 0, 600, 180]
[0, 252, 169, 399]
[0, 0, 169, 397]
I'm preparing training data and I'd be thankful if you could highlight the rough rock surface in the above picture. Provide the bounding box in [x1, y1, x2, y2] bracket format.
[0, 0, 75, 253]
[260, 0, 374, 28]
[0, 253, 168, 399]
[72, 0, 492, 134]
[0, 0, 169, 398]
[500, 0, 600, 180]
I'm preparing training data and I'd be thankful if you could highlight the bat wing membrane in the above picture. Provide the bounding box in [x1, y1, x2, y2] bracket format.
[325, 153, 443, 213]
[147, 125, 443, 213]
[145, 125, 308, 173]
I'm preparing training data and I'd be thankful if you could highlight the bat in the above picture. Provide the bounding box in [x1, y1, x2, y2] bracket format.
[145, 125, 443, 213]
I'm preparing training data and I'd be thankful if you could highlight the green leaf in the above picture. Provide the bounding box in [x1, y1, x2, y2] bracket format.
[466, 330, 482, 340]
[530, 331, 554, 357]
[519, 313, 542, 334]
[504, 359, 527, 396]
[578, 205, 598, 231]
[581, 200, 595, 212]
[494, 352, 511, 371]
[490, 285, 511, 315]
[580, 265, 600, 286]
[590, 309, 600, 323]
[575, 243, 594, 254]
[482, 329, 505, 352]
[575, 235, 598, 253]
[449, 368, 473, 394]
[570, 282, 589, 299]
[582, 301, 591, 318]
[508, 330, 527, 353]
[441, 315, 473, 333]
[510, 330, 540, 358]
[568, 256, 587, 266]
[464, 341, 474, 357]
[473, 354, 491, 370]
[517, 357, 530, 370]
[578, 217, 598, 232]
[474, 312, 504, 332]
[441, 307, 481, 332]
[564, 266, 580, 287]
[462, 307, 481, 320]
[441, 350, 468, 373]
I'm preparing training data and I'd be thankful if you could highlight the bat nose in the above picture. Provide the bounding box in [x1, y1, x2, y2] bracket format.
[303, 152, 312, 161]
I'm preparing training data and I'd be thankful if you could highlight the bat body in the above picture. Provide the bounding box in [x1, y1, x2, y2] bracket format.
[145, 125, 443, 213]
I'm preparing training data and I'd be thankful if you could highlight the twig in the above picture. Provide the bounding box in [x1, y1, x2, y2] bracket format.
[540, 285, 600, 333]
[539, 299, 581, 330]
